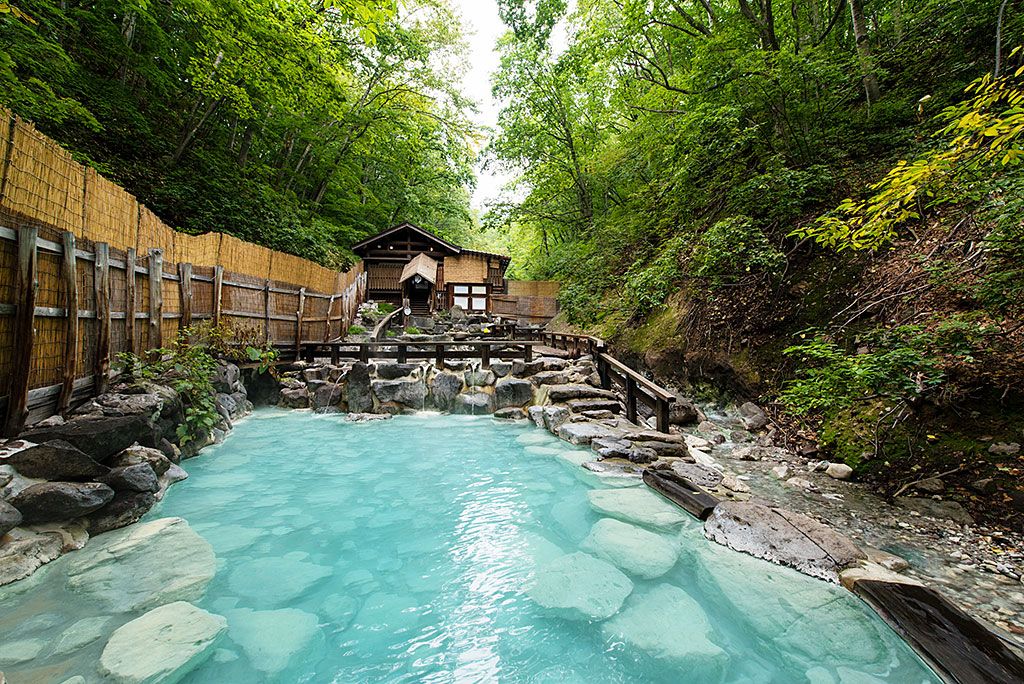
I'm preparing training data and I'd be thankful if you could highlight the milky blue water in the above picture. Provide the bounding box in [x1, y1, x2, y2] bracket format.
[140, 409, 939, 684]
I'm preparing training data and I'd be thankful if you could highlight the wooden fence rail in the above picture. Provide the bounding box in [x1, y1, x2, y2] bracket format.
[289, 340, 541, 368]
[0, 226, 366, 434]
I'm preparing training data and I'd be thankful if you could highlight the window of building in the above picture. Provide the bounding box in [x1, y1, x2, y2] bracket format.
[451, 284, 488, 311]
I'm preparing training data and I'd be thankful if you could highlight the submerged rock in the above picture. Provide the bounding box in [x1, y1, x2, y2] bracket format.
[703, 502, 865, 582]
[225, 607, 320, 674]
[557, 422, 619, 445]
[429, 372, 464, 410]
[581, 518, 679, 579]
[528, 552, 633, 620]
[372, 379, 427, 407]
[602, 584, 727, 679]
[53, 616, 113, 656]
[2, 440, 109, 480]
[84, 491, 157, 534]
[454, 392, 494, 414]
[99, 601, 226, 683]
[0, 499, 22, 536]
[347, 363, 373, 413]
[495, 378, 534, 409]
[894, 496, 974, 525]
[587, 488, 688, 530]
[228, 556, 332, 606]
[9, 482, 114, 523]
[65, 517, 216, 611]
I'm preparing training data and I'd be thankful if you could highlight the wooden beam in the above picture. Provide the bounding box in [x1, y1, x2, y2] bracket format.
[94, 243, 111, 394]
[178, 262, 193, 328]
[3, 226, 38, 436]
[57, 231, 79, 415]
[295, 287, 306, 359]
[263, 279, 271, 343]
[625, 376, 638, 425]
[125, 248, 137, 355]
[212, 265, 224, 327]
[147, 248, 163, 350]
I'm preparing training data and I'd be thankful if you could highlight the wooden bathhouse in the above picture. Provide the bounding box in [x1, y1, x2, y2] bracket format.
[351, 223, 511, 315]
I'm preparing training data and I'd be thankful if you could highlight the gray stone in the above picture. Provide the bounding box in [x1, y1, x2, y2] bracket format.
[85, 491, 158, 534]
[66, 517, 216, 611]
[374, 362, 419, 380]
[98, 463, 159, 493]
[627, 440, 688, 459]
[490, 361, 512, 378]
[528, 552, 633, 620]
[0, 499, 22, 536]
[9, 481, 114, 523]
[279, 387, 310, 408]
[738, 401, 769, 430]
[345, 412, 392, 422]
[669, 398, 700, 425]
[513, 360, 545, 377]
[988, 442, 1020, 456]
[894, 496, 974, 525]
[99, 601, 226, 683]
[2, 440, 109, 481]
[704, 502, 866, 582]
[19, 414, 157, 462]
[228, 556, 331, 606]
[542, 405, 571, 433]
[311, 382, 344, 409]
[530, 370, 571, 386]
[567, 399, 620, 413]
[213, 362, 241, 393]
[53, 616, 113, 656]
[581, 518, 679, 579]
[582, 409, 614, 420]
[493, 407, 526, 420]
[557, 421, 619, 445]
[602, 584, 727, 675]
[912, 477, 945, 493]
[970, 477, 997, 494]
[371, 379, 427, 407]
[346, 362, 373, 413]
[465, 368, 496, 387]
[108, 445, 171, 476]
[544, 384, 619, 402]
[225, 607, 320, 674]
[72, 392, 162, 420]
[454, 392, 494, 414]
[0, 638, 45, 666]
[670, 462, 724, 489]
[495, 378, 534, 409]
[826, 463, 854, 480]
[429, 372, 464, 410]
[301, 366, 327, 383]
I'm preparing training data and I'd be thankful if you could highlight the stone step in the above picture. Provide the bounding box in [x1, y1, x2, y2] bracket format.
[567, 399, 621, 414]
[543, 384, 618, 402]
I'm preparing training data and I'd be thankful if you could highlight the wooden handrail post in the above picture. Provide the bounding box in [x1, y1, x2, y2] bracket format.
[295, 287, 306, 360]
[524, 342, 533, 362]
[330, 344, 339, 366]
[359, 343, 370, 364]
[656, 398, 671, 433]
[212, 265, 223, 328]
[262, 279, 271, 344]
[57, 231, 79, 415]
[435, 343, 445, 370]
[325, 293, 336, 342]
[397, 343, 407, 364]
[125, 248, 137, 355]
[94, 243, 111, 394]
[178, 262, 193, 328]
[625, 376, 638, 425]
[3, 226, 38, 436]
[147, 248, 163, 350]
[597, 355, 611, 390]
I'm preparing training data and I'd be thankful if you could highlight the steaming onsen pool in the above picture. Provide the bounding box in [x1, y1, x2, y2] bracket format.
[0, 410, 940, 683]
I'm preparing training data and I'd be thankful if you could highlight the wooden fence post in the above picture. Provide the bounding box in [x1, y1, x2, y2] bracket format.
[625, 376, 638, 425]
[295, 287, 306, 360]
[125, 248, 137, 355]
[3, 226, 38, 436]
[148, 248, 163, 350]
[212, 265, 223, 327]
[178, 262, 193, 328]
[396, 343, 407, 364]
[656, 399, 671, 434]
[435, 343, 445, 370]
[263, 279, 271, 343]
[480, 343, 491, 369]
[94, 243, 111, 394]
[325, 293, 336, 341]
[57, 231, 79, 415]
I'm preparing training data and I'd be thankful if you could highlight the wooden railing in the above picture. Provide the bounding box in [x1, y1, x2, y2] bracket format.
[286, 340, 542, 368]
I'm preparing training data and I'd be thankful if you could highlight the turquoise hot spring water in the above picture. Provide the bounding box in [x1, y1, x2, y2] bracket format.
[0, 409, 941, 683]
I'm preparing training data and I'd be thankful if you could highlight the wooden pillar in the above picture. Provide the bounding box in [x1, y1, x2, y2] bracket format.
[178, 262, 193, 328]
[598, 356, 611, 390]
[656, 399, 671, 434]
[57, 231, 79, 415]
[3, 226, 38, 436]
[325, 294, 336, 342]
[94, 243, 111, 394]
[147, 248, 163, 350]
[481, 343, 491, 369]
[125, 248, 137, 355]
[359, 344, 370, 364]
[212, 265, 223, 327]
[625, 376, 638, 425]
[295, 287, 306, 360]
[330, 344, 339, 366]
[396, 343, 407, 364]
[435, 343, 445, 370]
[262, 279, 271, 344]
[524, 343, 533, 363]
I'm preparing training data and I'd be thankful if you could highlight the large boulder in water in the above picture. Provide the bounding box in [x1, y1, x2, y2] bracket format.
[527, 551, 633, 620]
[454, 391, 494, 414]
[495, 378, 534, 409]
[225, 607, 321, 674]
[19, 414, 158, 462]
[347, 362, 373, 413]
[99, 601, 226, 683]
[371, 379, 427, 408]
[65, 517, 216, 612]
[703, 501, 865, 582]
[108, 445, 171, 476]
[586, 488, 688, 531]
[601, 584, 727, 679]
[2, 440, 109, 480]
[9, 482, 114, 523]
[429, 372, 464, 410]
[580, 518, 679, 579]
[97, 463, 159, 493]
[84, 491, 158, 534]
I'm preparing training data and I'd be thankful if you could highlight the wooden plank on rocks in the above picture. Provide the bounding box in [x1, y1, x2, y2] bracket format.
[642, 469, 719, 521]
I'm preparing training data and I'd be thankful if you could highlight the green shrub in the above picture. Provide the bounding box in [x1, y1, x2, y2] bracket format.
[348, 325, 367, 335]
[405, 326, 421, 334]
[557, 282, 604, 326]
[689, 216, 785, 287]
[621, 236, 686, 318]
[378, 302, 397, 314]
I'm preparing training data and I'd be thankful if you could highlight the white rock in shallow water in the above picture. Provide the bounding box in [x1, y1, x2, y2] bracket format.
[228, 556, 331, 606]
[587, 488, 687, 530]
[100, 601, 226, 683]
[226, 607, 320, 674]
[65, 517, 216, 612]
[602, 584, 727, 680]
[53, 615, 113, 655]
[0, 638, 45, 666]
[528, 552, 633, 620]
[581, 518, 679, 579]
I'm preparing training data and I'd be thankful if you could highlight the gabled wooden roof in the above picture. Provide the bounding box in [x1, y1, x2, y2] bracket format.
[351, 222, 462, 256]
[399, 253, 439, 284]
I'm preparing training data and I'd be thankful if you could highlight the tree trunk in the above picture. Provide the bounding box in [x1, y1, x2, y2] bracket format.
[848, 0, 881, 106]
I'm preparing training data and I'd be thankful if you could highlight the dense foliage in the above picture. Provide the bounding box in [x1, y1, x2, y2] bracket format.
[1, 0, 478, 266]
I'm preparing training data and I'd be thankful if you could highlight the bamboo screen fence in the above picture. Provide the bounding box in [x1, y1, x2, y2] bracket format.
[0, 110, 366, 435]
